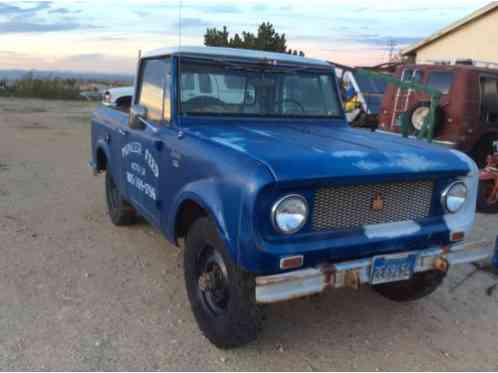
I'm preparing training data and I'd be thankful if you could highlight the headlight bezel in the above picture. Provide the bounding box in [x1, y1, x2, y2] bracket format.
[441, 181, 468, 214]
[271, 194, 309, 235]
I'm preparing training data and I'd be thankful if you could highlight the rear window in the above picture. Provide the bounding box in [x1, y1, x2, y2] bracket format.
[427, 71, 454, 94]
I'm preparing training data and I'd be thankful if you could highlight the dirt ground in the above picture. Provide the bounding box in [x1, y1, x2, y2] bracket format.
[1, 97, 498, 371]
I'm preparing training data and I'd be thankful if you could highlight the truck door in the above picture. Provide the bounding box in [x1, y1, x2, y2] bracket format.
[123, 57, 172, 228]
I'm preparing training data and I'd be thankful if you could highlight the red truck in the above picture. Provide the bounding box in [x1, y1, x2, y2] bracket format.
[379, 63, 498, 168]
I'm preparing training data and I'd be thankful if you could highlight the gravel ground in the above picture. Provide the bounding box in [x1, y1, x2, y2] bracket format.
[1, 97, 498, 371]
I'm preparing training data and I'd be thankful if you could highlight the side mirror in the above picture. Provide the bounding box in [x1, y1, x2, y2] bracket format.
[129, 104, 147, 129]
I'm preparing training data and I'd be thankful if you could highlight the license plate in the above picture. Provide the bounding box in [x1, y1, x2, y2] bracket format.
[371, 253, 417, 285]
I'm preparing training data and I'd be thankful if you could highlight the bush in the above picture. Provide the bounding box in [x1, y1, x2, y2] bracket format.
[0, 73, 82, 100]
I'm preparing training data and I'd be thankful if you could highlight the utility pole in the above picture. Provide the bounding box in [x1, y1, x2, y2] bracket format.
[387, 38, 397, 62]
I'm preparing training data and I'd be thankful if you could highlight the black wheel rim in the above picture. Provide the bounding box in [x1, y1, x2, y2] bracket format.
[196, 247, 230, 317]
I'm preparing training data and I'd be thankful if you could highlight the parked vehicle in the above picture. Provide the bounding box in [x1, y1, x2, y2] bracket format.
[103, 86, 133, 111]
[90, 46, 495, 348]
[335, 63, 389, 129]
[379, 63, 498, 167]
[477, 142, 498, 213]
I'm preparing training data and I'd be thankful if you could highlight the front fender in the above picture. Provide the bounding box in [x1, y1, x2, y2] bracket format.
[166, 179, 243, 263]
[165, 162, 275, 271]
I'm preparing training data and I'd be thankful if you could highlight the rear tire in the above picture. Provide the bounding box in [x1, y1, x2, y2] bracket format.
[477, 180, 498, 213]
[372, 270, 446, 302]
[184, 217, 262, 349]
[105, 171, 136, 226]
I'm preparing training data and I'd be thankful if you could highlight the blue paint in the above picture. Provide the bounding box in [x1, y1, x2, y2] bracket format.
[90, 50, 474, 276]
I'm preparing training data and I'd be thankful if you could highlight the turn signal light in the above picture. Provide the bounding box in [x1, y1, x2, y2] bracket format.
[280, 256, 304, 270]
[434, 257, 449, 273]
[451, 232, 465, 242]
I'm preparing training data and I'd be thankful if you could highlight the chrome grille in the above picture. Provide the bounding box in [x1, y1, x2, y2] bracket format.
[312, 180, 434, 232]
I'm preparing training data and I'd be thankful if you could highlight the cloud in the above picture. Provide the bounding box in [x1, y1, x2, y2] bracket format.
[155, 2, 243, 14]
[0, 1, 52, 15]
[134, 10, 149, 17]
[55, 53, 136, 73]
[252, 4, 269, 12]
[176, 17, 210, 29]
[0, 20, 97, 33]
[347, 35, 422, 47]
[48, 7, 72, 15]
[190, 3, 241, 13]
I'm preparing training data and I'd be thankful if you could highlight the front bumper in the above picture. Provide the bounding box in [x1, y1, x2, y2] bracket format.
[255, 239, 496, 304]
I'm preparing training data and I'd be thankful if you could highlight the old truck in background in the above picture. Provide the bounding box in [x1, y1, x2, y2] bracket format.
[102, 86, 133, 111]
[379, 62, 498, 167]
[90, 46, 496, 348]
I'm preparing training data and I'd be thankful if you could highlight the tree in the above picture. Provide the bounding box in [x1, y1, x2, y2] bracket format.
[204, 26, 229, 47]
[204, 22, 304, 56]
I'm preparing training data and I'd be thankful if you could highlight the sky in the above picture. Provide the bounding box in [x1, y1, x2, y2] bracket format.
[0, 0, 492, 73]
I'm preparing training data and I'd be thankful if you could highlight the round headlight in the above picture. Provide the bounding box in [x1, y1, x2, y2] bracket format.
[272, 195, 308, 234]
[442, 182, 468, 213]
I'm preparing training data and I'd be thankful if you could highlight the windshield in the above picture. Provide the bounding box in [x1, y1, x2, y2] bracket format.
[352, 72, 388, 95]
[179, 61, 342, 118]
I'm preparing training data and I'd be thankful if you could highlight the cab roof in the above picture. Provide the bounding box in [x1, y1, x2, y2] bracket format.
[142, 46, 331, 67]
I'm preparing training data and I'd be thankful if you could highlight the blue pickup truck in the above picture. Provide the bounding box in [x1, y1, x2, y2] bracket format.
[90, 46, 495, 348]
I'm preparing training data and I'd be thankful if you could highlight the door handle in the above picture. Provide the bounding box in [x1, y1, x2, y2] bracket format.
[118, 128, 128, 136]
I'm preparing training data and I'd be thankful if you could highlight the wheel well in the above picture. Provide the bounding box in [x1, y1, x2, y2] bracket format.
[470, 134, 498, 168]
[175, 200, 207, 244]
[96, 148, 107, 172]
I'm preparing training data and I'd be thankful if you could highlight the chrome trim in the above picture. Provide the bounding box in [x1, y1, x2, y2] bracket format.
[255, 239, 495, 304]
[441, 181, 468, 214]
[271, 194, 309, 235]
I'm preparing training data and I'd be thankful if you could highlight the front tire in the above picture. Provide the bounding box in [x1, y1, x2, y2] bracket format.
[477, 180, 498, 213]
[372, 270, 446, 302]
[105, 171, 136, 226]
[184, 217, 262, 349]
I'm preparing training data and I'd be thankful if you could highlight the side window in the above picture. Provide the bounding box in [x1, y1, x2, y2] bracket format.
[137, 58, 171, 124]
[413, 70, 423, 83]
[481, 77, 498, 123]
[401, 69, 413, 82]
[426, 71, 454, 94]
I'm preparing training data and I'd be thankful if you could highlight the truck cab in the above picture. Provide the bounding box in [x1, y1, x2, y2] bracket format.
[90, 46, 495, 348]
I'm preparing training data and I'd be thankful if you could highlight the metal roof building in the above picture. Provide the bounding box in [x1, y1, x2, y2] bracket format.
[402, 2, 498, 66]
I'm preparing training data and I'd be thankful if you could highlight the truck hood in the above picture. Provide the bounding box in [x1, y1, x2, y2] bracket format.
[185, 121, 471, 183]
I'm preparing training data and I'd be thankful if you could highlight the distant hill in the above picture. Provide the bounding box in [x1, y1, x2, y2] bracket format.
[0, 69, 133, 83]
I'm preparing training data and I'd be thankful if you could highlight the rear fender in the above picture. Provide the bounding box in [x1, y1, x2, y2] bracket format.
[95, 140, 112, 172]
